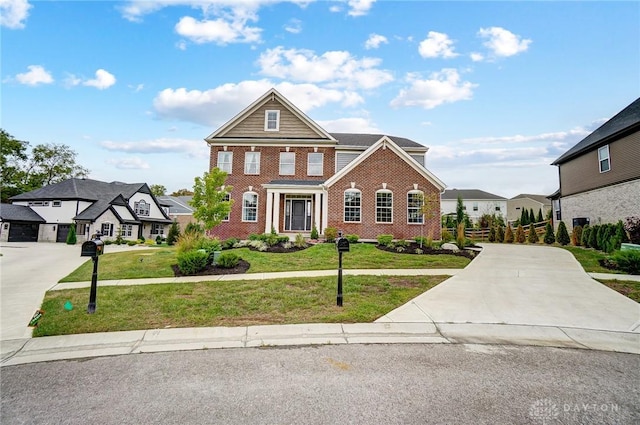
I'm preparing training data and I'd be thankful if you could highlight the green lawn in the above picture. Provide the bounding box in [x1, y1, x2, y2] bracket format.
[60, 243, 471, 282]
[561, 246, 622, 274]
[34, 275, 448, 336]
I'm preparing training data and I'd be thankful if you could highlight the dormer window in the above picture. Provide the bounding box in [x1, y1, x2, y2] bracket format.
[265, 110, 280, 131]
[134, 200, 150, 216]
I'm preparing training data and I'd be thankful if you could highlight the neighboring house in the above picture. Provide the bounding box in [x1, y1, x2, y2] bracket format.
[8, 178, 172, 242]
[441, 189, 507, 224]
[0, 204, 46, 242]
[158, 195, 195, 230]
[506, 194, 552, 223]
[205, 88, 446, 241]
[551, 97, 640, 231]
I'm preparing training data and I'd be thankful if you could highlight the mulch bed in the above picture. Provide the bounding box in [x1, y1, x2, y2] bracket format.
[172, 259, 251, 277]
[376, 242, 477, 259]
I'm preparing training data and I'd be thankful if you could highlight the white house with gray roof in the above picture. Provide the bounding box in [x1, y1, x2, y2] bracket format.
[441, 189, 507, 224]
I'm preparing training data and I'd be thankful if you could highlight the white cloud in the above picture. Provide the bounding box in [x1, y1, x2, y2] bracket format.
[175, 15, 261, 45]
[152, 80, 364, 127]
[347, 0, 375, 17]
[418, 31, 458, 59]
[14, 65, 54, 86]
[106, 157, 150, 170]
[284, 18, 302, 34]
[176, 40, 187, 50]
[329, 5, 342, 13]
[390, 69, 477, 109]
[101, 138, 208, 159]
[257, 46, 394, 90]
[364, 33, 388, 50]
[470, 52, 484, 62]
[316, 117, 380, 133]
[459, 127, 592, 146]
[128, 83, 144, 92]
[0, 0, 32, 29]
[83, 69, 116, 89]
[477, 27, 531, 58]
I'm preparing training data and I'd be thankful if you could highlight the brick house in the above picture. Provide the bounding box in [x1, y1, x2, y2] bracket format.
[551, 97, 640, 231]
[205, 89, 446, 241]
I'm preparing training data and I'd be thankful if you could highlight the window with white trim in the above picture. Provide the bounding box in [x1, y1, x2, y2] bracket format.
[28, 201, 49, 207]
[344, 190, 361, 222]
[151, 223, 164, 235]
[307, 153, 323, 176]
[265, 110, 280, 131]
[279, 152, 295, 175]
[407, 191, 424, 224]
[217, 151, 233, 174]
[134, 200, 150, 216]
[598, 145, 610, 173]
[242, 192, 258, 222]
[244, 152, 260, 174]
[120, 224, 133, 237]
[222, 193, 230, 221]
[376, 190, 393, 223]
[473, 202, 478, 212]
[101, 222, 113, 237]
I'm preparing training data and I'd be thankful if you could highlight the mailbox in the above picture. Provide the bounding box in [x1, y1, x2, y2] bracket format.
[336, 237, 350, 252]
[81, 239, 104, 257]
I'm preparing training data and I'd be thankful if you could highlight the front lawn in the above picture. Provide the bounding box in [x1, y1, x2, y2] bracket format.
[34, 275, 448, 336]
[60, 243, 471, 283]
[561, 246, 621, 274]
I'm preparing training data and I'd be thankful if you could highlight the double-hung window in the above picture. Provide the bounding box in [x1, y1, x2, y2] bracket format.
[598, 145, 610, 173]
[242, 192, 258, 222]
[307, 153, 323, 176]
[407, 191, 424, 224]
[279, 152, 295, 175]
[376, 190, 393, 223]
[101, 222, 113, 237]
[344, 190, 361, 222]
[265, 110, 280, 131]
[217, 151, 233, 173]
[222, 193, 231, 221]
[244, 152, 260, 174]
[120, 224, 133, 237]
[151, 223, 164, 235]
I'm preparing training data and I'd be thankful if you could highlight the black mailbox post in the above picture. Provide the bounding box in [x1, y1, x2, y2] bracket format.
[335, 232, 350, 307]
[81, 233, 104, 314]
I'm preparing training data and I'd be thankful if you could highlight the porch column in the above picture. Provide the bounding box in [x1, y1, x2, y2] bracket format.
[273, 192, 281, 233]
[314, 192, 321, 234]
[265, 190, 274, 234]
[321, 190, 329, 233]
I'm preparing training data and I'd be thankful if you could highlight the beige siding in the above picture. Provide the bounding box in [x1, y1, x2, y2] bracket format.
[506, 198, 551, 222]
[224, 99, 323, 139]
[560, 131, 640, 196]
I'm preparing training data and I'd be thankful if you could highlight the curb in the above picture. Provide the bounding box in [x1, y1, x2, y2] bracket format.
[2, 322, 638, 367]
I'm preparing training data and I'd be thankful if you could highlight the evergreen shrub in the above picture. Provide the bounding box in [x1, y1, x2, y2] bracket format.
[556, 221, 570, 246]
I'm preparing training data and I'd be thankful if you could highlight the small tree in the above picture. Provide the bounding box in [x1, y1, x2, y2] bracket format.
[536, 209, 544, 223]
[588, 224, 599, 249]
[556, 221, 570, 246]
[543, 222, 555, 244]
[571, 225, 583, 246]
[527, 223, 539, 244]
[150, 184, 167, 196]
[418, 192, 439, 247]
[505, 224, 514, 243]
[456, 195, 464, 227]
[166, 220, 180, 246]
[488, 226, 496, 242]
[66, 223, 77, 245]
[581, 225, 591, 247]
[515, 224, 526, 243]
[520, 208, 528, 226]
[310, 224, 319, 240]
[529, 209, 535, 224]
[496, 226, 505, 243]
[190, 169, 233, 231]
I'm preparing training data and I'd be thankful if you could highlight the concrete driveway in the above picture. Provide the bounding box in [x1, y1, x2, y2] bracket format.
[0, 242, 137, 341]
[378, 243, 640, 333]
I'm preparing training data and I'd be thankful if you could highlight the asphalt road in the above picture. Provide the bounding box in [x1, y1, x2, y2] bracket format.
[2, 344, 638, 424]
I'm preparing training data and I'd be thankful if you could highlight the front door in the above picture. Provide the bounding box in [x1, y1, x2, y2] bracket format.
[291, 200, 306, 231]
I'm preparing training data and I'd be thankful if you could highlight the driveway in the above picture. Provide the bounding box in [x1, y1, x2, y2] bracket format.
[378, 243, 640, 333]
[0, 242, 138, 341]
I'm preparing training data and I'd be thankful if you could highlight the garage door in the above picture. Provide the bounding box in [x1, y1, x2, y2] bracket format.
[56, 224, 71, 243]
[8, 222, 40, 242]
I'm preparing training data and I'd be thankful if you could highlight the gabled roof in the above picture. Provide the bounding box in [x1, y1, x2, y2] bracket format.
[442, 189, 506, 201]
[9, 178, 145, 202]
[206, 88, 336, 142]
[157, 196, 194, 215]
[331, 133, 427, 151]
[324, 136, 445, 190]
[0, 203, 46, 222]
[552, 97, 640, 165]
[74, 195, 141, 223]
[509, 194, 552, 204]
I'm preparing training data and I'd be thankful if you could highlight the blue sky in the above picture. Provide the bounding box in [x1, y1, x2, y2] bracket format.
[2, 0, 638, 198]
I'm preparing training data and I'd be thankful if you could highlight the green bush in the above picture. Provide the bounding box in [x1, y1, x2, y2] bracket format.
[127, 240, 138, 246]
[139, 235, 145, 243]
[441, 229, 453, 242]
[495, 226, 505, 243]
[589, 224, 599, 250]
[176, 232, 206, 255]
[527, 223, 539, 244]
[184, 222, 204, 235]
[581, 225, 591, 248]
[608, 250, 640, 275]
[66, 223, 77, 245]
[217, 252, 240, 269]
[488, 227, 496, 242]
[543, 222, 555, 244]
[556, 221, 570, 246]
[310, 224, 319, 240]
[515, 224, 526, 243]
[395, 239, 409, 247]
[156, 235, 163, 245]
[222, 237, 238, 249]
[177, 250, 208, 274]
[324, 227, 338, 242]
[505, 224, 514, 243]
[166, 220, 180, 246]
[104, 239, 113, 245]
[345, 234, 359, 243]
[377, 234, 394, 246]
[571, 225, 583, 246]
[294, 233, 307, 248]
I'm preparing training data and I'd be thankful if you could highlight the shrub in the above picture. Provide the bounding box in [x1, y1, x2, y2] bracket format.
[488, 227, 496, 242]
[104, 239, 113, 245]
[608, 250, 640, 275]
[167, 220, 180, 246]
[395, 246, 405, 253]
[310, 224, 319, 240]
[156, 235, 163, 245]
[127, 240, 138, 246]
[543, 222, 555, 245]
[66, 223, 77, 245]
[176, 232, 206, 255]
[377, 234, 394, 246]
[345, 234, 359, 243]
[294, 233, 307, 248]
[283, 241, 293, 250]
[571, 225, 583, 246]
[456, 222, 466, 248]
[177, 250, 208, 275]
[441, 229, 453, 242]
[624, 216, 640, 244]
[527, 223, 539, 244]
[139, 235, 145, 243]
[222, 237, 238, 249]
[395, 239, 409, 247]
[414, 236, 433, 248]
[515, 224, 526, 243]
[184, 222, 204, 235]
[217, 252, 240, 269]
[496, 226, 505, 243]
[324, 227, 338, 242]
[145, 239, 156, 246]
[115, 229, 124, 245]
[616, 220, 629, 244]
[249, 240, 268, 251]
[588, 224, 599, 250]
[581, 225, 591, 248]
[415, 248, 423, 255]
[505, 224, 514, 243]
[556, 221, 570, 246]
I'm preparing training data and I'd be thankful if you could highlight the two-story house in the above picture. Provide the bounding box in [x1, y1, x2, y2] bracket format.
[440, 189, 507, 224]
[5, 178, 172, 242]
[506, 194, 552, 223]
[551, 97, 640, 231]
[205, 88, 446, 241]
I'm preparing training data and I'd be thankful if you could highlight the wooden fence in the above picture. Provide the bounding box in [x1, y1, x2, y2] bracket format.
[445, 220, 550, 242]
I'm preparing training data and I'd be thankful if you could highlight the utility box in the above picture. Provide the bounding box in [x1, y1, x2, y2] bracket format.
[336, 237, 350, 252]
[81, 239, 104, 257]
